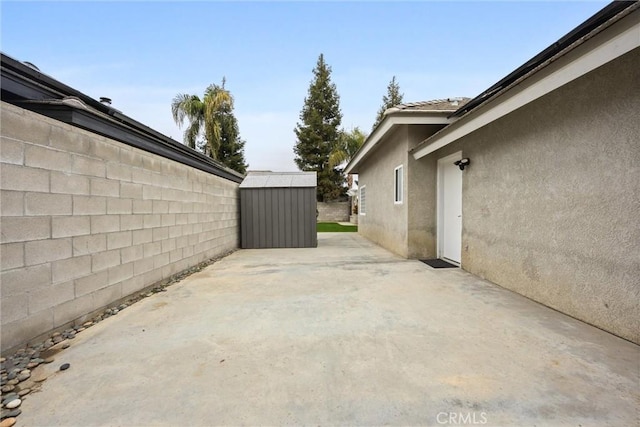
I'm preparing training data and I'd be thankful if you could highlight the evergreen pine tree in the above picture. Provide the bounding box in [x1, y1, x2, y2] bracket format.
[372, 76, 404, 130]
[294, 54, 345, 202]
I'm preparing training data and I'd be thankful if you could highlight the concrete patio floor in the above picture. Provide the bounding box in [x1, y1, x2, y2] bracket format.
[18, 233, 639, 426]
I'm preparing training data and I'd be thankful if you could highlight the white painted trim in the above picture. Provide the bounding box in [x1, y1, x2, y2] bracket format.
[345, 113, 452, 174]
[437, 152, 462, 262]
[359, 185, 366, 216]
[394, 165, 404, 205]
[412, 12, 640, 160]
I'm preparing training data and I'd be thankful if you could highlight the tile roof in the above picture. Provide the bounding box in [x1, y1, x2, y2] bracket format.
[240, 172, 317, 189]
[385, 98, 471, 114]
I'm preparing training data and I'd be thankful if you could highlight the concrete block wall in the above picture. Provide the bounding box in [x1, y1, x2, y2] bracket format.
[0, 101, 240, 351]
[317, 202, 350, 223]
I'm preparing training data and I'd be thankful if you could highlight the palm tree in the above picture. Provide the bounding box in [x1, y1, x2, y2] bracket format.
[171, 82, 232, 159]
[329, 127, 367, 169]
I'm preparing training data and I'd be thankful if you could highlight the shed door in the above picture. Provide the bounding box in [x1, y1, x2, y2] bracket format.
[438, 152, 462, 264]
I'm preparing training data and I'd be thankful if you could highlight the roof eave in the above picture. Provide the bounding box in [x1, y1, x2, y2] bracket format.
[345, 110, 453, 174]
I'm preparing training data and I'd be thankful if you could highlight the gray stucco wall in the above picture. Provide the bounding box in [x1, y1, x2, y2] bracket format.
[422, 48, 639, 344]
[358, 126, 409, 257]
[0, 102, 240, 351]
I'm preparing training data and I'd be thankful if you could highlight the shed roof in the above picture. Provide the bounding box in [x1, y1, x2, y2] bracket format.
[240, 172, 317, 189]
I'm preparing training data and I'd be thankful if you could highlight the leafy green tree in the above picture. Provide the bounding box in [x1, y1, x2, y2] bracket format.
[329, 127, 367, 169]
[373, 76, 404, 130]
[172, 80, 248, 174]
[294, 54, 345, 201]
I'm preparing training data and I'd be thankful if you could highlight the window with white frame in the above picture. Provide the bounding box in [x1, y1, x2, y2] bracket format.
[359, 185, 366, 215]
[394, 165, 403, 204]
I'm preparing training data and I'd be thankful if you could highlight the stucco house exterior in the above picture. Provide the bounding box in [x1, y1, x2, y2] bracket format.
[345, 1, 639, 344]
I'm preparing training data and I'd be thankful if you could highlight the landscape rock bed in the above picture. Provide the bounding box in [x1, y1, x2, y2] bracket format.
[0, 252, 233, 425]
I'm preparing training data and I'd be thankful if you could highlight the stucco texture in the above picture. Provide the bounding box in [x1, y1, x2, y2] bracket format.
[456, 48, 640, 344]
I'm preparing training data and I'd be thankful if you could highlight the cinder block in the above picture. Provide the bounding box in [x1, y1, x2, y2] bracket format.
[0, 216, 50, 243]
[143, 269, 162, 286]
[25, 238, 72, 266]
[161, 238, 176, 253]
[121, 275, 144, 297]
[132, 229, 153, 245]
[0, 263, 51, 296]
[161, 214, 176, 226]
[168, 225, 182, 239]
[132, 169, 154, 185]
[53, 293, 93, 327]
[1, 190, 24, 216]
[142, 185, 162, 200]
[143, 214, 161, 228]
[72, 155, 105, 177]
[49, 125, 91, 154]
[91, 249, 120, 272]
[75, 270, 108, 296]
[1, 293, 28, 324]
[120, 244, 143, 263]
[1, 308, 53, 351]
[0, 163, 49, 192]
[73, 196, 106, 215]
[90, 178, 120, 197]
[120, 182, 142, 199]
[107, 262, 133, 286]
[0, 106, 51, 145]
[1, 242, 24, 270]
[141, 155, 162, 172]
[169, 248, 183, 263]
[143, 241, 161, 257]
[51, 172, 90, 195]
[92, 283, 122, 309]
[51, 255, 91, 283]
[119, 148, 143, 168]
[90, 140, 119, 163]
[153, 200, 169, 214]
[106, 162, 132, 182]
[107, 231, 132, 250]
[107, 198, 132, 214]
[25, 193, 72, 216]
[168, 202, 182, 214]
[0, 137, 24, 164]
[73, 234, 107, 256]
[25, 144, 72, 172]
[152, 227, 169, 242]
[120, 215, 143, 231]
[52, 216, 91, 238]
[90, 215, 120, 234]
[28, 281, 74, 314]
[133, 257, 154, 275]
[133, 199, 153, 214]
[153, 252, 170, 269]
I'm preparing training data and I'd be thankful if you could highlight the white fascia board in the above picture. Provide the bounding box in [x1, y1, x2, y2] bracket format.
[412, 12, 640, 160]
[345, 113, 451, 174]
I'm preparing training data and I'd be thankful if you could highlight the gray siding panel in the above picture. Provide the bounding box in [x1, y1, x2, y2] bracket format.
[240, 186, 317, 249]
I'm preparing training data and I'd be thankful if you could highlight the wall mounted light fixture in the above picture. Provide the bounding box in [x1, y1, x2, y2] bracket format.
[454, 158, 470, 170]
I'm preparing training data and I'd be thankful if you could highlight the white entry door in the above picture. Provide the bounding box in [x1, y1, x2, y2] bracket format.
[438, 152, 463, 264]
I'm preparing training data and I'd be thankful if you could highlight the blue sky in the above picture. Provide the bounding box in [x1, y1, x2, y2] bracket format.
[2, 1, 608, 171]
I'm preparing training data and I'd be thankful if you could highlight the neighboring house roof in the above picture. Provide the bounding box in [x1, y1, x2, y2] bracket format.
[411, 1, 639, 159]
[0, 53, 244, 183]
[240, 172, 317, 189]
[386, 98, 470, 113]
[345, 98, 469, 174]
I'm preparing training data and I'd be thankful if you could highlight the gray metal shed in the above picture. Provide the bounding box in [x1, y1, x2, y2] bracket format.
[240, 172, 317, 249]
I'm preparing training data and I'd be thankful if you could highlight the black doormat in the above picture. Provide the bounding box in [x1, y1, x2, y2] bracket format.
[420, 259, 458, 269]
